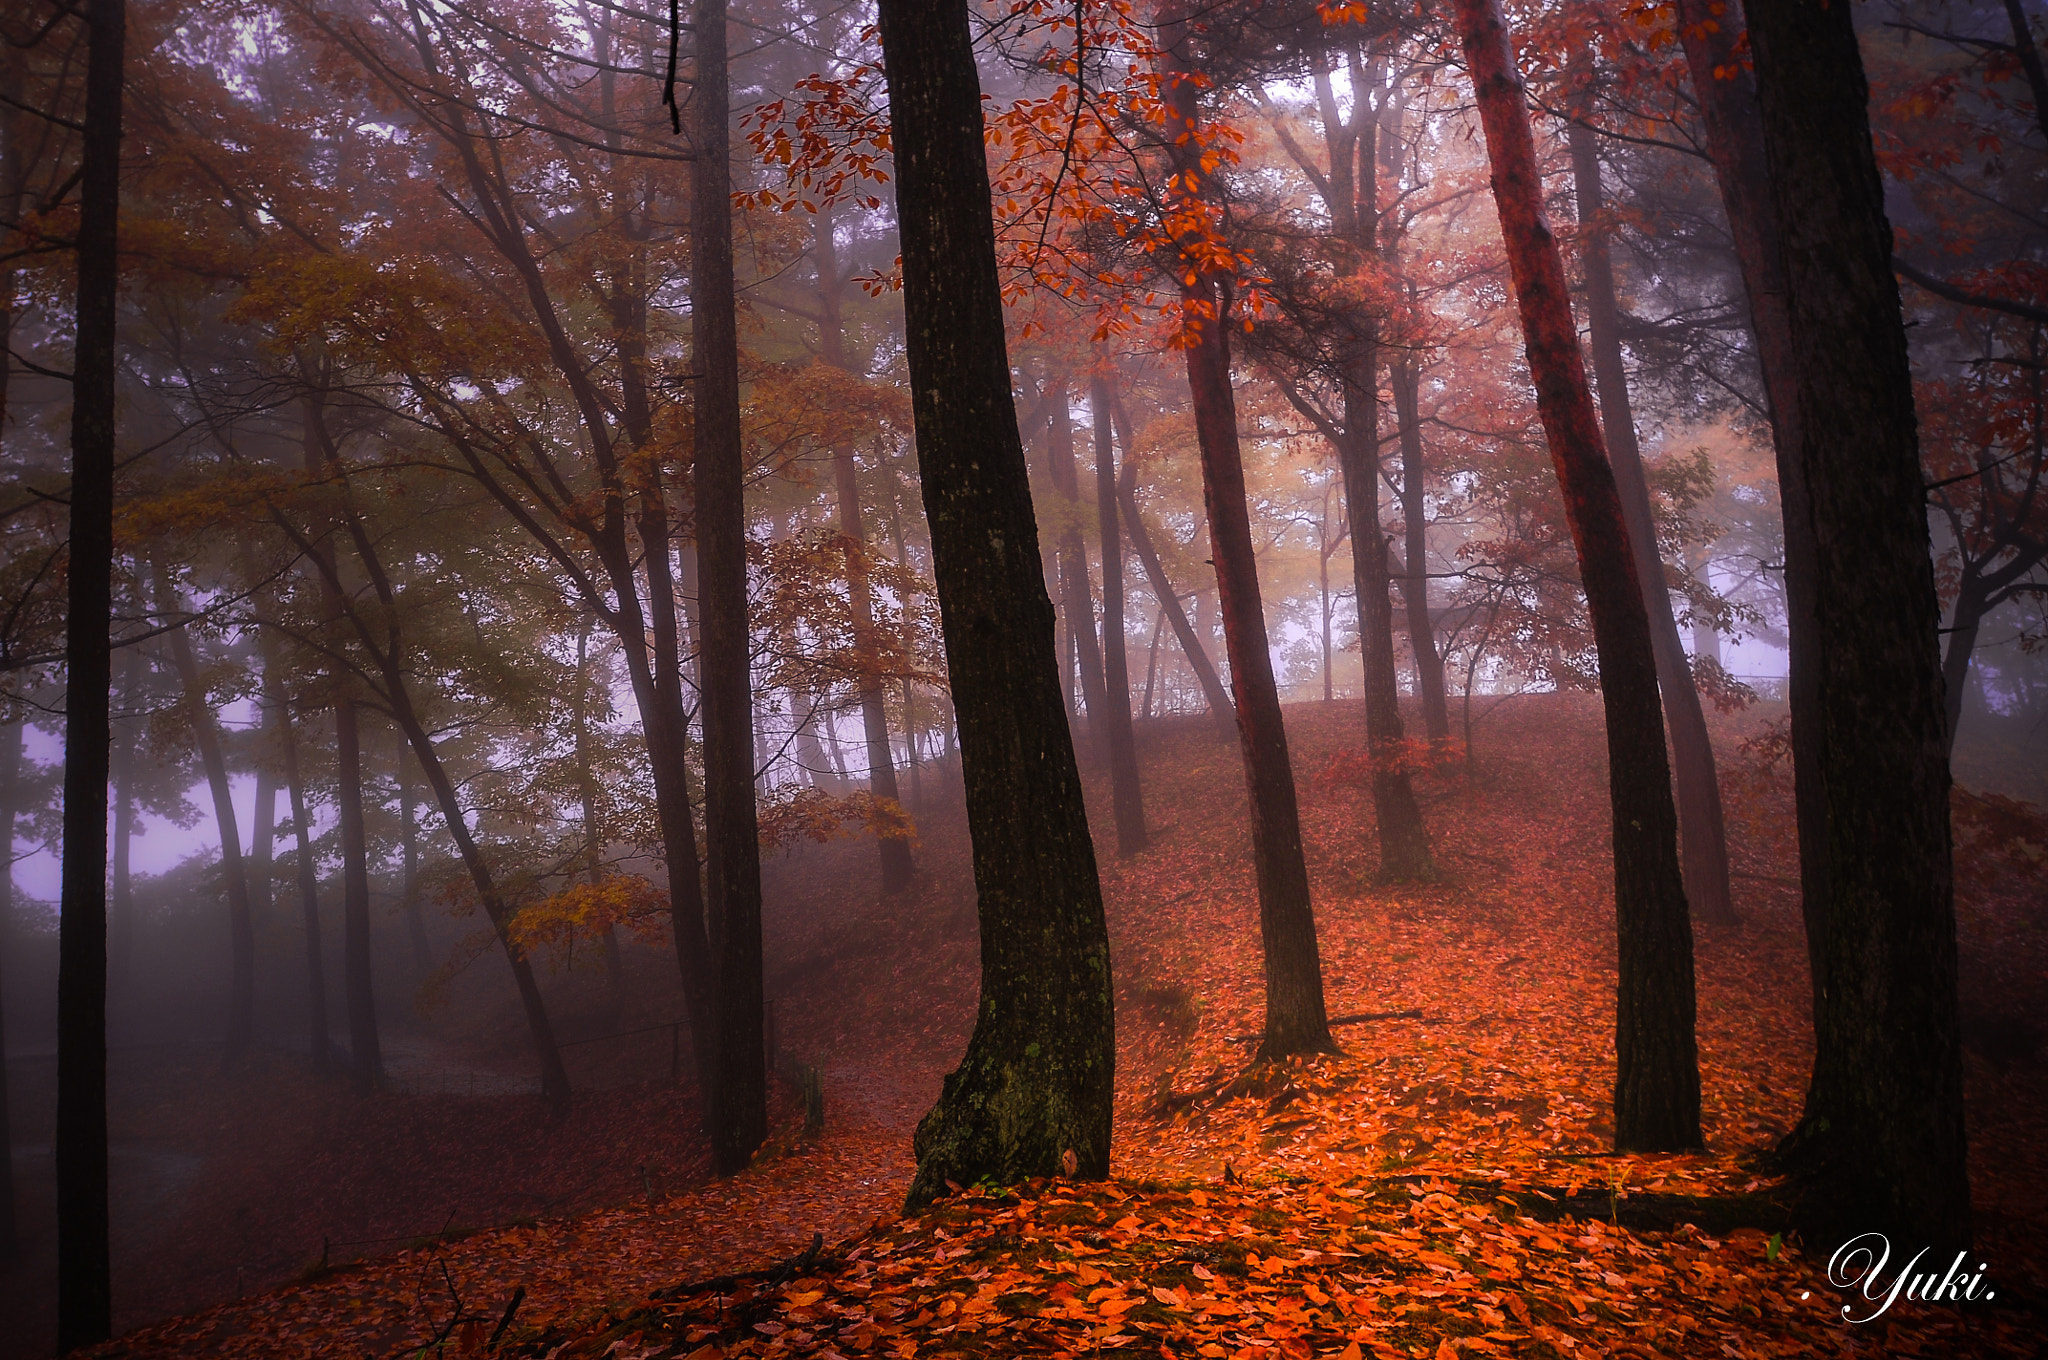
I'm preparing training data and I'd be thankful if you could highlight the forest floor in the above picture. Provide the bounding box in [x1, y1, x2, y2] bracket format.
[28, 694, 2048, 1359]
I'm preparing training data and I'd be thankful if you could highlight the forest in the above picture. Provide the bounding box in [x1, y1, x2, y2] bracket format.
[1, 0, 2045, 1356]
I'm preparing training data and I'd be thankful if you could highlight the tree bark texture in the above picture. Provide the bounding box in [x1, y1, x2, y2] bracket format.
[1390, 360, 1451, 740]
[56, 0, 122, 1341]
[1454, 0, 1700, 1151]
[1672, 0, 1830, 991]
[152, 565, 258, 1066]
[1091, 373, 1147, 853]
[693, 0, 766, 1174]
[818, 209, 914, 891]
[1568, 122, 1737, 929]
[1163, 14, 1334, 1062]
[1739, 0, 1970, 1251]
[875, 0, 1115, 1211]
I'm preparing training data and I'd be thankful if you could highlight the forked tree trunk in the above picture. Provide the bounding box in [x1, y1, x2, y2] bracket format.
[56, 0, 122, 1341]
[876, 0, 1115, 1211]
[1163, 12, 1334, 1061]
[1389, 360, 1451, 740]
[817, 208, 914, 891]
[1453, 0, 1700, 1151]
[1568, 122, 1737, 929]
[1738, 0, 1969, 1251]
[152, 565, 258, 1067]
[1091, 373, 1147, 853]
[693, 0, 766, 1173]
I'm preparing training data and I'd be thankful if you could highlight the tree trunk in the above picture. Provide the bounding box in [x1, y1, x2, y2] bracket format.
[1116, 463, 1238, 738]
[56, 0, 122, 1340]
[1163, 13, 1334, 1061]
[275, 690, 331, 1074]
[1671, 0, 1830, 1021]
[875, 0, 1115, 1211]
[1569, 121, 1737, 929]
[1341, 384, 1434, 882]
[1941, 582, 1990, 750]
[1048, 381, 1110, 746]
[571, 623, 624, 990]
[817, 208, 915, 891]
[398, 761, 431, 982]
[693, 0, 766, 1174]
[1452, 0, 1700, 1151]
[1739, 0, 1969, 1251]
[1091, 373, 1147, 853]
[333, 697, 382, 1095]
[1390, 360, 1451, 739]
[152, 564, 258, 1066]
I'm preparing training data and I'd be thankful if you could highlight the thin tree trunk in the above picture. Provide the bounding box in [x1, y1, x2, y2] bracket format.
[1390, 360, 1451, 739]
[693, 0, 765, 1173]
[56, 0, 123, 1338]
[152, 564, 258, 1066]
[876, 0, 1115, 1211]
[1569, 121, 1736, 929]
[1739, 0, 1969, 1251]
[1091, 374, 1146, 852]
[1117, 478, 1236, 738]
[1163, 11, 1333, 1061]
[398, 761, 430, 982]
[817, 208, 915, 890]
[572, 624, 624, 990]
[333, 698, 381, 1094]
[275, 692, 331, 1074]
[1141, 607, 1164, 720]
[1453, 0, 1699, 1151]
[1048, 381, 1110, 743]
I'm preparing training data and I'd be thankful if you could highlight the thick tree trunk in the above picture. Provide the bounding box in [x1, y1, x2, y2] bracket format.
[693, 0, 765, 1174]
[56, 0, 122, 1340]
[1671, 0, 1829, 1007]
[817, 209, 915, 891]
[876, 0, 1115, 1211]
[153, 565, 258, 1066]
[1569, 122, 1737, 929]
[1739, 0, 1969, 1251]
[275, 691, 332, 1074]
[1091, 373, 1147, 853]
[1163, 15, 1334, 1061]
[1390, 360, 1451, 740]
[1453, 0, 1700, 1151]
[333, 698, 382, 1095]
[1340, 383, 1435, 883]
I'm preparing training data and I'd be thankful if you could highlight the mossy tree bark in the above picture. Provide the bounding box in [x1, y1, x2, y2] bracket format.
[875, 0, 1114, 1212]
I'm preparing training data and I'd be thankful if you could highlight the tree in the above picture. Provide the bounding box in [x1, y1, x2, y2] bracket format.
[1091, 371, 1147, 853]
[55, 0, 123, 1342]
[1451, 0, 1700, 1151]
[873, 0, 1115, 1211]
[1566, 116, 1736, 929]
[1161, 6, 1334, 1061]
[692, 0, 767, 1174]
[1739, 0, 1970, 1250]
